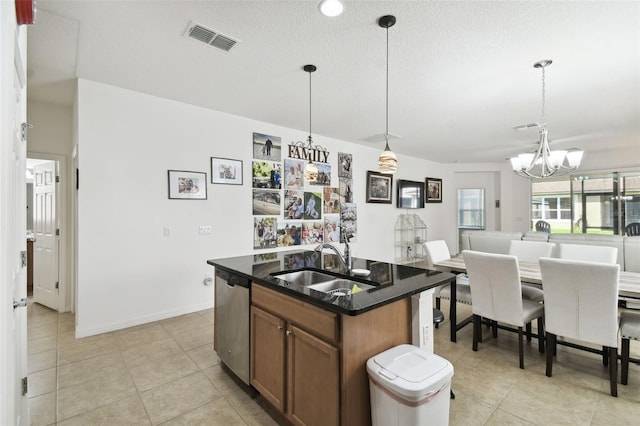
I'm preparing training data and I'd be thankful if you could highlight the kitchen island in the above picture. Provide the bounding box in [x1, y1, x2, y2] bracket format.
[207, 250, 454, 426]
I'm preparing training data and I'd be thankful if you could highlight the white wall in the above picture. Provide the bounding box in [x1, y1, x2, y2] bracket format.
[75, 79, 462, 337]
[26, 78, 545, 337]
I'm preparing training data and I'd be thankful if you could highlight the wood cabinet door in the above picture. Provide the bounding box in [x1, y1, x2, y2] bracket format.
[251, 306, 286, 411]
[287, 324, 339, 426]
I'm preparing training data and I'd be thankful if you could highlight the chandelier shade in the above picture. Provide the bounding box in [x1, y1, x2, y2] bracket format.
[377, 15, 398, 174]
[509, 60, 583, 179]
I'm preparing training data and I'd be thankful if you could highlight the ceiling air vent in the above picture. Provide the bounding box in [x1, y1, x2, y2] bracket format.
[185, 22, 238, 52]
[362, 133, 400, 143]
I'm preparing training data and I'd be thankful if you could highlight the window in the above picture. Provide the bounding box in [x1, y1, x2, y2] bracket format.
[458, 189, 485, 229]
[530, 171, 640, 234]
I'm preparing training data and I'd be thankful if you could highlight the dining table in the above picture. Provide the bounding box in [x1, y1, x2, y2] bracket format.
[434, 255, 640, 342]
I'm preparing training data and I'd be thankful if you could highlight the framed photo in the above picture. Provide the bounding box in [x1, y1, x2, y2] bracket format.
[168, 170, 207, 200]
[366, 170, 393, 204]
[338, 152, 352, 178]
[211, 157, 243, 185]
[253, 132, 281, 161]
[426, 177, 442, 203]
[397, 179, 425, 209]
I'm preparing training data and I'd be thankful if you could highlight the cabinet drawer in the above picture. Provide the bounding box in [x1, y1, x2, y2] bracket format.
[253, 284, 339, 345]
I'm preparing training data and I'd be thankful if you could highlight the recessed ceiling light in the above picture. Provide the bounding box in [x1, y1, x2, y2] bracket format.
[318, 0, 344, 17]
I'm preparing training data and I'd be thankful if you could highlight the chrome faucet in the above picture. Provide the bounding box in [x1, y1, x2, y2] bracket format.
[314, 238, 351, 273]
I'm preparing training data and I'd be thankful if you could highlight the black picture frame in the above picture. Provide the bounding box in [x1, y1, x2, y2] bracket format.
[366, 171, 393, 204]
[167, 170, 207, 200]
[211, 157, 243, 185]
[426, 177, 442, 203]
[396, 179, 425, 209]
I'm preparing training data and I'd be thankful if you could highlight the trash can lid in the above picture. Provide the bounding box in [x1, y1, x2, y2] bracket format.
[367, 344, 453, 400]
[371, 344, 450, 383]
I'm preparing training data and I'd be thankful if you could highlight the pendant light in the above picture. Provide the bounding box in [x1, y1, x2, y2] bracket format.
[303, 64, 319, 181]
[377, 15, 398, 174]
[509, 60, 584, 179]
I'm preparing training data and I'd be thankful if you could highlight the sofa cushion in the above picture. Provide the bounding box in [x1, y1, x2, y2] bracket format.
[467, 232, 523, 254]
[522, 231, 550, 242]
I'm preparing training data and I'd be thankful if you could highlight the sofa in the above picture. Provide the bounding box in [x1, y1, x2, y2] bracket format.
[460, 230, 640, 273]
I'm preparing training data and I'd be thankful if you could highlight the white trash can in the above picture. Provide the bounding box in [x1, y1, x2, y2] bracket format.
[366, 344, 454, 426]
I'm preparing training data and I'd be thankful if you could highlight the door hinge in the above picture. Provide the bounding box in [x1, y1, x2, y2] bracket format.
[13, 298, 28, 310]
[20, 250, 27, 268]
[21, 377, 28, 395]
[56, 175, 60, 183]
[20, 122, 32, 141]
[56, 229, 60, 236]
[55, 282, 59, 290]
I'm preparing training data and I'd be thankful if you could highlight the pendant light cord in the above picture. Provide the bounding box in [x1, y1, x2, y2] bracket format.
[309, 69, 312, 141]
[385, 24, 389, 147]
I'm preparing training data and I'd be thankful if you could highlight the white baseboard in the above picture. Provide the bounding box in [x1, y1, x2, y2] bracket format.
[75, 301, 214, 338]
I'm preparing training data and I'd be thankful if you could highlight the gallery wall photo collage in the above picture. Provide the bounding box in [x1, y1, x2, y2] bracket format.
[251, 132, 357, 251]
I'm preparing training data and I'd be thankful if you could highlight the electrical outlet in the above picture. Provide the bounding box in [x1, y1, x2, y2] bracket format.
[199, 225, 212, 235]
[163, 227, 170, 237]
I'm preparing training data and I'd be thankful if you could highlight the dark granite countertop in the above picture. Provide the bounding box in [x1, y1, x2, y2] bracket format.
[207, 249, 455, 316]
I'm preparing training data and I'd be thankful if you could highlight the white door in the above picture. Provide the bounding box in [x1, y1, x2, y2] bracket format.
[1, 7, 29, 424]
[33, 161, 59, 311]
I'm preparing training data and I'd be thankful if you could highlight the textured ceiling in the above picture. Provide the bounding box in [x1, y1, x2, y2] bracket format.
[27, 1, 640, 165]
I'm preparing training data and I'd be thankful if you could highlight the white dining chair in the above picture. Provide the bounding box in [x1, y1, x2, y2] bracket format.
[423, 240, 472, 313]
[508, 239, 553, 300]
[463, 250, 545, 369]
[539, 257, 620, 397]
[556, 243, 617, 264]
[619, 310, 640, 386]
[508, 240, 555, 263]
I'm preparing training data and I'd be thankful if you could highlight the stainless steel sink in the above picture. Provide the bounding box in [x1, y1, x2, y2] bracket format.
[308, 279, 376, 295]
[271, 270, 337, 286]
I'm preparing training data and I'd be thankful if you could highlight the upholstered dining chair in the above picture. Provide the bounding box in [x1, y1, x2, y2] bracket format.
[462, 250, 545, 369]
[625, 222, 640, 236]
[556, 243, 617, 264]
[423, 240, 472, 324]
[535, 220, 551, 233]
[619, 310, 640, 386]
[508, 240, 554, 300]
[508, 240, 555, 262]
[539, 257, 620, 397]
[508, 240, 554, 339]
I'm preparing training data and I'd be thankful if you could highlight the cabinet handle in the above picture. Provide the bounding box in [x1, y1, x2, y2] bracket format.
[286, 330, 292, 336]
[277, 325, 284, 330]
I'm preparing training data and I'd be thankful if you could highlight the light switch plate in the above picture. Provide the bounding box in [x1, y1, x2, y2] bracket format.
[199, 225, 212, 235]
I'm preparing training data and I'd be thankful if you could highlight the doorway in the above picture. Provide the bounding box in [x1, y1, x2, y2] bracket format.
[26, 155, 67, 312]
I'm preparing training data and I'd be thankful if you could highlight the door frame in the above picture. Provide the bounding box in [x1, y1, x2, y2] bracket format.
[26, 152, 70, 312]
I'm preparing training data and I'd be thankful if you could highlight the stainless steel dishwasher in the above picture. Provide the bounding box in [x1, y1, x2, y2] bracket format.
[214, 268, 250, 385]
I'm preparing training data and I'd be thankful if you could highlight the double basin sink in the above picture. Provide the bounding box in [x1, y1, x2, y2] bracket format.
[270, 269, 377, 297]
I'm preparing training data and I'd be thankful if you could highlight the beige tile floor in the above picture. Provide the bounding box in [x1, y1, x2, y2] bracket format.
[27, 300, 640, 425]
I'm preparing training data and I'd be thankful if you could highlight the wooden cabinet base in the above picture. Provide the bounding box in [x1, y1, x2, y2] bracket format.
[251, 284, 412, 426]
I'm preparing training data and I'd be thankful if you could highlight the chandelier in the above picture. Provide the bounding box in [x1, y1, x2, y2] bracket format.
[377, 15, 398, 174]
[509, 60, 583, 179]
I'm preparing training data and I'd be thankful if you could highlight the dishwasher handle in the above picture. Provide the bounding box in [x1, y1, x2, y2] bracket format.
[215, 269, 250, 288]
